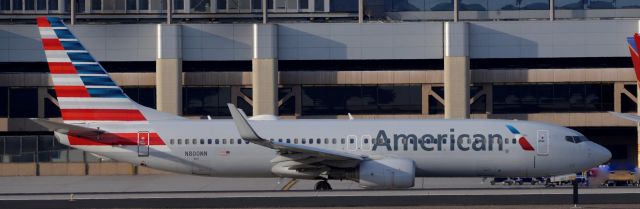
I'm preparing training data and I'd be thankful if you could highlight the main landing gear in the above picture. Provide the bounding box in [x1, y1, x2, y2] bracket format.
[314, 180, 333, 191]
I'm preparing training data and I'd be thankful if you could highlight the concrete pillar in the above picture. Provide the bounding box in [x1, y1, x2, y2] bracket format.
[443, 22, 469, 119]
[262, 0, 268, 24]
[166, 0, 172, 24]
[156, 24, 182, 115]
[549, 0, 555, 21]
[252, 24, 278, 116]
[358, 0, 364, 23]
[453, 0, 459, 22]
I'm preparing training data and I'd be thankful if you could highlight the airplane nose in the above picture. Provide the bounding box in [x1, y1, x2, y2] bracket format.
[591, 143, 612, 165]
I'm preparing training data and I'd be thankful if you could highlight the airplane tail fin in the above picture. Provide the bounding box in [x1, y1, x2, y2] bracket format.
[36, 17, 182, 124]
[626, 33, 640, 83]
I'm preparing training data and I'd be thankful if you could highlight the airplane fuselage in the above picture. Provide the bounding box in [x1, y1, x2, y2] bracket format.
[56, 118, 607, 179]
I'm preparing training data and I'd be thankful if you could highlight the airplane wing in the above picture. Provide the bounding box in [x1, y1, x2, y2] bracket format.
[30, 118, 105, 137]
[227, 104, 365, 162]
[609, 111, 640, 122]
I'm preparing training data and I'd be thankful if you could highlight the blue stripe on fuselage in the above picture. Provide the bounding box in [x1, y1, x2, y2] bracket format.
[87, 88, 127, 98]
[67, 52, 95, 62]
[80, 76, 116, 86]
[506, 125, 520, 134]
[54, 29, 75, 39]
[61, 41, 85, 51]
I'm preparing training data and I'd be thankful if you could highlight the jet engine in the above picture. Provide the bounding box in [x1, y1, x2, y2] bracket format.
[351, 158, 415, 189]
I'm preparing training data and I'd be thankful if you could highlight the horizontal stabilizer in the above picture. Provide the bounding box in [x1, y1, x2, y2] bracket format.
[30, 118, 104, 136]
[609, 111, 640, 122]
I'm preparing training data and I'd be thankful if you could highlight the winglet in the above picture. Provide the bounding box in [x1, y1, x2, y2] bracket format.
[609, 111, 640, 122]
[227, 103, 273, 148]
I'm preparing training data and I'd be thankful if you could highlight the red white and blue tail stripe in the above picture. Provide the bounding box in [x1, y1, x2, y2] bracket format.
[37, 17, 148, 123]
[627, 33, 640, 84]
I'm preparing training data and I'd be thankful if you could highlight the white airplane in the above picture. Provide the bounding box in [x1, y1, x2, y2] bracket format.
[32, 17, 610, 190]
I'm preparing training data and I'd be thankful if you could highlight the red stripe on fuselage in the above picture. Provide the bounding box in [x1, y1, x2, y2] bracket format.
[48, 62, 77, 74]
[36, 17, 50, 27]
[60, 109, 147, 121]
[518, 137, 535, 151]
[42, 39, 64, 50]
[54, 86, 90, 97]
[68, 132, 165, 146]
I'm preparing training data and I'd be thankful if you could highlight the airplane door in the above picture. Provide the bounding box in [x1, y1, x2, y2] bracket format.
[536, 130, 549, 156]
[137, 131, 150, 157]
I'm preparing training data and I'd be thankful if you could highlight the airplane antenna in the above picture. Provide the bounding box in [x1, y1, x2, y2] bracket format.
[348, 113, 354, 120]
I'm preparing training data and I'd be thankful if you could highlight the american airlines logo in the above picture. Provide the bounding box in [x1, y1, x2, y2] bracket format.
[371, 125, 535, 152]
[372, 129, 507, 152]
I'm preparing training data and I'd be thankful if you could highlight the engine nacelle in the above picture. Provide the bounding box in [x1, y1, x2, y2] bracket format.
[357, 158, 415, 189]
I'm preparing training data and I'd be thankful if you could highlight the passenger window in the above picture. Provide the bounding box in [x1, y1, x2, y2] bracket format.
[208, 139, 212, 144]
[341, 138, 345, 144]
[565, 136, 575, 143]
[504, 138, 508, 144]
[223, 139, 227, 144]
[294, 138, 298, 144]
[309, 138, 313, 144]
[215, 139, 219, 144]
[350, 138, 354, 144]
[573, 136, 584, 143]
[177, 139, 182, 145]
[230, 139, 234, 144]
[278, 138, 283, 142]
[200, 139, 205, 144]
[302, 138, 306, 144]
[192, 139, 197, 145]
[364, 138, 368, 144]
[324, 138, 328, 144]
[512, 138, 516, 144]
[286, 139, 291, 143]
[332, 138, 337, 144]
[170, 139, 174, 144]
[185, 139, 190, 144]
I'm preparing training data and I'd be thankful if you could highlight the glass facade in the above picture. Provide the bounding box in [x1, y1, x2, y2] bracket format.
[493, 84, 614, 114]
[9, 87, 38, 118]
[0, 87, 7, 117]
[621, 84, 636, 113]
[182, 86, 231, 117]
[0, 135, 106, 164]
[330, 0, 357, 12]
[302, 85, 421, 115]
[122, 86, 156, 109]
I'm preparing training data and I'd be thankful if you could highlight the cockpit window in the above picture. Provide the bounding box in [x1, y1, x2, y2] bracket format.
[565, 136, 589, 143]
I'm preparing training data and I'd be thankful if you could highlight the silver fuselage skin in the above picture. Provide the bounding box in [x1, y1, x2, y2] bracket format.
[55, 118, 611, 179]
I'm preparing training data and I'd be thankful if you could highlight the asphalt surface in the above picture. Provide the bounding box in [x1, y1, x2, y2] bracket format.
[1, 176, 639, 208]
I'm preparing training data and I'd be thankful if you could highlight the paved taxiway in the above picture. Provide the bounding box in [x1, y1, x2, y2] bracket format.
[1, 176, 639, 208]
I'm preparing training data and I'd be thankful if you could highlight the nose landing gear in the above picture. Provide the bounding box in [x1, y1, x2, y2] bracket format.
[314, 180, 332, 190]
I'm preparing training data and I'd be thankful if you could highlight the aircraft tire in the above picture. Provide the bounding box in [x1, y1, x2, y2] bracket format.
[315, 180, 332, 191]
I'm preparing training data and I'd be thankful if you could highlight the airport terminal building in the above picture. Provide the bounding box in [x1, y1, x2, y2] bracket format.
[0, 0, 639, 176]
